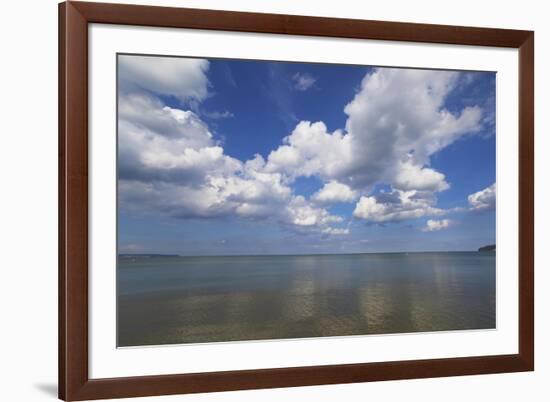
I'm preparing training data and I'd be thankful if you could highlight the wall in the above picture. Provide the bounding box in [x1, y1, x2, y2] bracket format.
[0, 0, 546, 401]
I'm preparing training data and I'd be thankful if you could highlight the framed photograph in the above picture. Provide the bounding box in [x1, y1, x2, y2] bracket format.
[59, 1, 534, 400]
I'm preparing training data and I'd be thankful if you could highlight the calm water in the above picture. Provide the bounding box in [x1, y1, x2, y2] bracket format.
[117, 252, 496, 347]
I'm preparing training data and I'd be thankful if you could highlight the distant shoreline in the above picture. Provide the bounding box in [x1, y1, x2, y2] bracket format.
[478, 244, 496, 252]
[119, 249, 496, 259]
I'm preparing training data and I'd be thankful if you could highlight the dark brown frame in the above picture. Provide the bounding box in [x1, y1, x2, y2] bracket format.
[59, 1, 534, 400]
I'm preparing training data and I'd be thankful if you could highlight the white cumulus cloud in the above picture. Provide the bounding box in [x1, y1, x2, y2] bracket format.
[468, 183, 496, 211]
[119, 55, 210, 102]
[422, 219, 453, 232]
[118, 94, 241, 186]
[284, 195, 343, 227]
[353, 189, 444, 223]
[393, 160, 450, 192]
[343, 68, 482, 190]
[311, 181, 358, 204]
[118, 92, 345, 234]
[265, 121, 352, 181]
[264, 68, 482, 202]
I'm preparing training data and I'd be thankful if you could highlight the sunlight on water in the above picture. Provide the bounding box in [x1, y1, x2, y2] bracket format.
[117, 252, 496, 347]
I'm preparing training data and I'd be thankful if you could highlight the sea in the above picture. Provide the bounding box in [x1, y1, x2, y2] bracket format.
[117, 252, 496, 347]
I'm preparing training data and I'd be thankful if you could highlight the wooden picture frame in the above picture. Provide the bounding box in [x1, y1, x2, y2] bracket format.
[59, 1, 534, 400]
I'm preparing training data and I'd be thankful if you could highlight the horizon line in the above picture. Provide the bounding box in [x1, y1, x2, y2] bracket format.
[118, 247, 496, 258]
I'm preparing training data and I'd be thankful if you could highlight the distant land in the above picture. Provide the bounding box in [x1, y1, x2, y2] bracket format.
[119, 254, 180, 258]
[119, 249, 498, 258]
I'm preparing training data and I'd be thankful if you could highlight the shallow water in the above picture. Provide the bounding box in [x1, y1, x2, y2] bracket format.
[117, 252, 495, 347]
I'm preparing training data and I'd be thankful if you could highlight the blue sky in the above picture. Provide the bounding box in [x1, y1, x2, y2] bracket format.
[117, 54, 496, 255]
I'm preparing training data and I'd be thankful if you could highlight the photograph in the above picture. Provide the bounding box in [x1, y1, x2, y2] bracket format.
[2, 0, 544, 401]
[117, 54, 497, 347]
